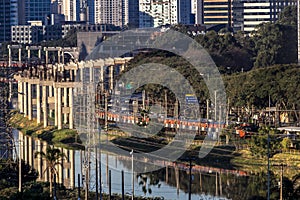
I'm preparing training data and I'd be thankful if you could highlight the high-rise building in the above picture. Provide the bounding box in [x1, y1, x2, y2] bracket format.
[232, 0, 296, 32]
[17, 0, 51, 25]
[191, 0, 203, 24]
[87, 0, 95, 24]
[96, 0, 126, 27]
[178, 0, 191, 24]
[139, 0, 191, 28]
[62, 0, 80, 21]
[0, 0, 11, 42]
[11, 0, 18, 25]
[202, 0, 232, 26]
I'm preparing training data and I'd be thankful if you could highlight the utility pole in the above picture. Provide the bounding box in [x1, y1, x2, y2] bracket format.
[206, 99, 209, 120]
[267, 130, 270, 200]
[78, 174, 81, 200]
[280, 164, 283, 200]
[188, 159, 192, 200]
[105, 92, 108, 131]
[95, 145, 98, 200]
[215, 172, 218, 197]
[214, 90, 217, 121]
[18, 139, 22, 193]
[84, 147, 90, 200]
[130, 149, 134, 200]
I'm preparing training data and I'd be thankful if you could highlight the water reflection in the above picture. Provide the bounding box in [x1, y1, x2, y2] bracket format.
[14, 130, 299, 200]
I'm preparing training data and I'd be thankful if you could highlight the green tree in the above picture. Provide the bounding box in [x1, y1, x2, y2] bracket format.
[278, 5, 297, 26]
[249, 127, 282, 158]
[253, 5, 297, 67]
[35, 146, 65, 197]
[0, 159, 38, 190]
[281, 137, 292, 151]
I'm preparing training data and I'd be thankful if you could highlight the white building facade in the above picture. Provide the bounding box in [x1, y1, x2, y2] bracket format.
[139, 0, 191, 28]
[62, 0, 80, 21]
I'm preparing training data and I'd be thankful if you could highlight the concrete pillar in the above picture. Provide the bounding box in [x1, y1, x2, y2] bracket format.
[28, 136, 33, 167]
[28, 83, 32, 120]
[19, 131, 23, 160]
[23, 82, 27, 117]
[54, 87, 58, 126]
[64, 87, 68, 124]
[70, 70, 73, 81]
[69, 87, 73, 129]
[18, 81, 24, 112]
[49, 85, 53, 117]
[8, 45, 11, 66]
[24, 136, 28, 164]
[62, 51, 64, 64]
[100, 65, 104, 92]
[18, 48, 22, 65]
[45, 50, 48, 65]
[110, 65, 114, 91]
[8, 81, 12, 102]
[58, 50, 61, 64]
[38, 49, 41, 59]
[120, 64, 125, 72]
[70, 149, 75, 188]
[27, 49, 30, 60]
[58, 87, 62, 130]
[42, 85, 48, 128]
[42, 142, 49, 182]
[36, 139, 42, 180]
[36, 84, 41, 124]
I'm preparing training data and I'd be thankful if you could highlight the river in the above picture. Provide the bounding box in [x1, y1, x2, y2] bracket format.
[13, 129, 289, 200]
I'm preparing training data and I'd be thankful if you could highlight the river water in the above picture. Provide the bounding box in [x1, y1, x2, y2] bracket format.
[13, 129, 286, 200]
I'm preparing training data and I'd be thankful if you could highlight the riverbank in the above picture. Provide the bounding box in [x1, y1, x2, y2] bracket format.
[231, 149, 300, 179]
[8, 111, 300, 179]
[8, 111, 83, 150]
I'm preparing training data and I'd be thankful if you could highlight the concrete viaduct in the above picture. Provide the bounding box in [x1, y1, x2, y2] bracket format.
[14, 57, 133, 130]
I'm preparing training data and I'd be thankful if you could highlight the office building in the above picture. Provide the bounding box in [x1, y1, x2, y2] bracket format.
[61, 0, 80, 22]
[232, 0, 296, 32]
[191, 0, 203, 24]
[96, 0, 126, 27]
[139, 0, 192, 28]
[203, 0, 232, 26]
[21, 0, 52, 25]
[128, 0, 139, 28]
[0, 0, 11, 42]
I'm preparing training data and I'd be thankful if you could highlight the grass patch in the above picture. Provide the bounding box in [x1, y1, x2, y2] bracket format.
[8, 111, 83, 150]
[231, 149, 300, 178]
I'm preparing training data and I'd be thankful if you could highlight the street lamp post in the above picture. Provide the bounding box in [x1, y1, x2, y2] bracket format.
[19, 139, 22, 193]
[130, 149, 134, 200]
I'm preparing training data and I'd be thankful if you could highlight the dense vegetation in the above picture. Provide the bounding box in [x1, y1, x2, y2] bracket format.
[188, 5, 297, 73]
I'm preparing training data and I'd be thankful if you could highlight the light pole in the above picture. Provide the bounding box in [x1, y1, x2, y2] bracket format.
[267, 130, 270, 200]
[130, 149, 134, 200]
[18, 139, 22, 193]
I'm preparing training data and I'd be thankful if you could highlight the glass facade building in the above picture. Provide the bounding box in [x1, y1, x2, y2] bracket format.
[0, 0, 11, 42]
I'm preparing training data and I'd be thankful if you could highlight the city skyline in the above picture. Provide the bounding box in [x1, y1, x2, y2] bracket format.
[0, 0, 297, 43]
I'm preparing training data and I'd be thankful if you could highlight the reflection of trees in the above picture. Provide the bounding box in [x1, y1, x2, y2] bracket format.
[137, 173, 162, 195]
[0, 159, 38, 189]
[35, 146, 65, 197]
[140, 167, 299, 200]
[117, 156, 299, 199]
